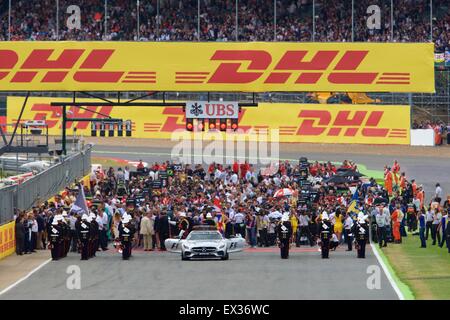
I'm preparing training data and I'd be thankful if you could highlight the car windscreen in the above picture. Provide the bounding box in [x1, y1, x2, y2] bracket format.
[187, 232, 222, 241]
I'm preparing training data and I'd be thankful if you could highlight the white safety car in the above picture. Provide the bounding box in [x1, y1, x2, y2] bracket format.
[165, 226, 245, 260]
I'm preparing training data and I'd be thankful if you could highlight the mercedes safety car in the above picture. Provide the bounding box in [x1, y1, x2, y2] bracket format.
[165, 226, 245, 260]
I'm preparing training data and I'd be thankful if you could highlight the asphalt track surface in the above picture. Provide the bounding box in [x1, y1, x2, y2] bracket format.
[2, 141, 447, 300]
[0, 246, 398, 300]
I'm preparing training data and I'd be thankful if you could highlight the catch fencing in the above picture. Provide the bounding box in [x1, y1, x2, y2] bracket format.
[0, 145, 92, 225]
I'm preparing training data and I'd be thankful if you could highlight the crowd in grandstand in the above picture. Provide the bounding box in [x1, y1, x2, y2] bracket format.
[0, 0, 449, 51]
[14, 157, 450, 256]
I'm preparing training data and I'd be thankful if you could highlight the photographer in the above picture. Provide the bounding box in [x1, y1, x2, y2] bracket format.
[297, 208, 314, 247]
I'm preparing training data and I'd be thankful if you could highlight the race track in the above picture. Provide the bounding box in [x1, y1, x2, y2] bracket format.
[2, 141, 447, 300]
[0, 246, 398, 300]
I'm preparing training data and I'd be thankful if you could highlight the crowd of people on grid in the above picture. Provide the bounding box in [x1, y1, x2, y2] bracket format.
[1, 0, 450, 52]
[13, 157, 450, 258]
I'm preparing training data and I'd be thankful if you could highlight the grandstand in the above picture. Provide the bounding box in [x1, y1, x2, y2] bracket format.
[0, 0, 449, 124]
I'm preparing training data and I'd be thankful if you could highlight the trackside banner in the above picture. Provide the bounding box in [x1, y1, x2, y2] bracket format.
[7, 97, 411, 145]
[0, 221, 15, 260]
[0, 42, 434, 93]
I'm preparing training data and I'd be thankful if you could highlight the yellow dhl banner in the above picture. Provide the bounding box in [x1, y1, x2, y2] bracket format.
[0, 41, 434, 93]
[7, 97, 410, 145]
[0, 221, 15, 260]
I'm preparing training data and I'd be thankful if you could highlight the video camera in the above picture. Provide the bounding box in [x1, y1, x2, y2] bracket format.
[298, 187, 319, 207]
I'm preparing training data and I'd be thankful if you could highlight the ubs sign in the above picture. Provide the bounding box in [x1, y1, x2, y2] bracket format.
[185, 101, 239, 119]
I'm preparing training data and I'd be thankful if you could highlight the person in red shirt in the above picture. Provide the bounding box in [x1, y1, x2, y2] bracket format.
[137, 160, 145, 170]
[151, 162, 159, 171]
[240, 161, 249, 179]
[411, 179, 418, 196]
[416, 186, 424, 210]
[384, 168, 393, 196]
[392, 160, 400, 174]
[399, 172, 407, 193]
[310, 161, 319, 176]
[232, 161, 239, 175]
[391, 206, 401, 243]
[208, 162, 215, 175]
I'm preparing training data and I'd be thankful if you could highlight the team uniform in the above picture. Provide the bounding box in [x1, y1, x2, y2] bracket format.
[76, 214, 91, 260]
[354, 215, 369, 258]
[319, 214, 332, 259]
[119, 215, 135, 260]
[276, 215, 293, 259]
[48, 216, 63, 260]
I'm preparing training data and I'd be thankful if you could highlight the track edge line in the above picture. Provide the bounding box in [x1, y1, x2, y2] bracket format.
[0, 258, 52, 297]
[370, 243, 414, 300]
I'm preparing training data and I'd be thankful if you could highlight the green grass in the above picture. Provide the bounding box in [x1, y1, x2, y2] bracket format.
[381, 235, 450, 300]
[357, 163, 384, 183]
[91, 157, 126, 169]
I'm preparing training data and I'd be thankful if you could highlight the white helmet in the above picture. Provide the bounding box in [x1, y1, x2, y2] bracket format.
[122, 216, 130, 224]
[52, 218, 58, 225]
[206, 213, 212, 219]
[322, 212, 329, 220]
[358, 211, 365, 219]
[179, 212, 187, 218]
[81, 214, 88, 220]
[281, 213, 290, 222]
[358, 217, 366, 224]
[62, 211, 68, 217]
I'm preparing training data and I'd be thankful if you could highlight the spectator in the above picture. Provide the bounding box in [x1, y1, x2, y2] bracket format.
[140, 210, 155, 251]
[15, 213, 25, 255]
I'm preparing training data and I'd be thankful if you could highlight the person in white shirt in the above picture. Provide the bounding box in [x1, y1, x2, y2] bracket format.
[124, 166, 130, 187]
[344, 214, 354, 251]
[431, 210, 442, 245]
[425, 209, 434, 240]
[230, 172, 238, 185]
[30, 215, 38, 253]
[97, 211, 109, 251]
[435, 183, 442, 201]
[234, 211, 246, 237]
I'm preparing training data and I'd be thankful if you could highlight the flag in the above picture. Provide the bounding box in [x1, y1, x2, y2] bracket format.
[347, 187, 360, 217]
[213, 196, 221, 212]
[216, 212, 224, 234]
[70, 184, 89, 215]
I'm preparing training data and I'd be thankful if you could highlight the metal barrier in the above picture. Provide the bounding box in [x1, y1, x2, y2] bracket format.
[0, 185, 15, 225]
[0, 145, 92, 225]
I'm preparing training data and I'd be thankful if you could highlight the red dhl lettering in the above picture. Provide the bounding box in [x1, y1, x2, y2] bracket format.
[30, 104, 113, 129]
[207, 50, 384, 85]
[0, 48, 410, 86]
[296, 110, 389, 137]
[0, 49, 155, 84]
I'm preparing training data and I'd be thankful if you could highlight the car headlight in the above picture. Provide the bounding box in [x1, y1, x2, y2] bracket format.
[218, 243, 226, 249]
[182, 244, 190, 250]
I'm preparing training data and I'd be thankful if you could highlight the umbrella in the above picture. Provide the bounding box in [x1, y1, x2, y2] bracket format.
[268, 211, 283, 219]
[274, 188, 294, 198]
[337, 170, 365, 178]
[323, 175, 350, 184]
[373, 197, 389, 205]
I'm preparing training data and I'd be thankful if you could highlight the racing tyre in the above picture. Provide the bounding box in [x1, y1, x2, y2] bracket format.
[221, 253, 229, 260]
[181, 253, 189, 261]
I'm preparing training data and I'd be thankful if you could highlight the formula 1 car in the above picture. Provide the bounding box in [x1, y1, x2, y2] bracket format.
[165, 226, 245, 260]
